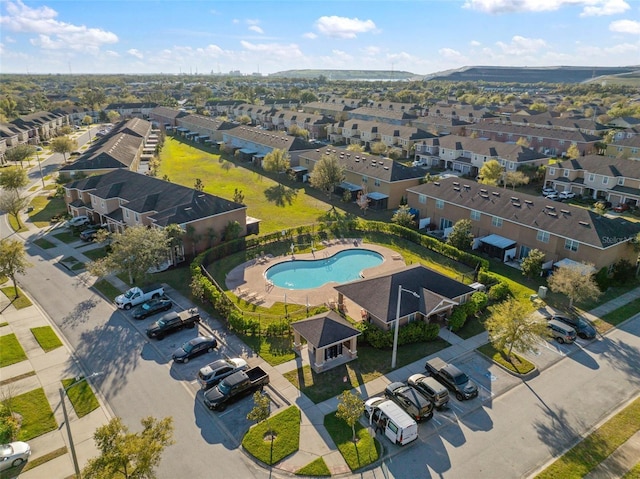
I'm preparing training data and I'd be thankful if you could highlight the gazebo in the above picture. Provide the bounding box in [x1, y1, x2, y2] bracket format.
[291, 311, 361, 373]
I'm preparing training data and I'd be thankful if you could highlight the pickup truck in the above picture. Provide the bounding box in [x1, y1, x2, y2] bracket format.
[145, 309, 200, 340]
[425, 357, 478, 401]
[203, 366, 269, 411]
[115, 284, 164, 310]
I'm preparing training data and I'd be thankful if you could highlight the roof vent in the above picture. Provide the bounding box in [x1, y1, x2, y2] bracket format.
[578, 221, 590, 227]
[463, 184, 470, 189]
[453, 186, 460, 191]
[560, 209, 570, 214]
[480, 188, 487, 193]
[546, 205, 555, 210]
[384, 166, 389, 170]
[511, 197, 519, 201]
[525, 199, 533, 205]
[453, 181, 460, 186]
[480, 193, 489, 198]
[492, 191, 500, 197]
[433, 182, 440, 186]
[548, 211, 557, 217]
[512, 202, 521, 207]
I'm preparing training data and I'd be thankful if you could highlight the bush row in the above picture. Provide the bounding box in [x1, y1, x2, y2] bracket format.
[358, 321, 440, 349]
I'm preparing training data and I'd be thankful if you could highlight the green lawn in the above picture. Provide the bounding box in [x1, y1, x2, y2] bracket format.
[82, 247, 109, 261]
[242, 405, 300, 465]
[284, 339, 450, 403]
[28, 195, 67, 227]
[52, 230, 80, 244]
[536, 397, 640, 479]
[0, 333, 28, 367]
[1, 286, 32, 309]
[7, 214, 28, 233]
[31, 326, 63, 352]
[324, 412, 380, 471]
[296, 457, 331, 476]
[92, 279, 122, 300]
[477, 343, 536, 375]
[8, 388, 57, 441]
[0, 371, 36, 387]
[22, 447, 67, 473]
[238, 334, 296, 366]
[61, 377, 100, 418]
[599, 297, 640, 326]
[33, 237, 56, 249]
[158, 137, 346, 234]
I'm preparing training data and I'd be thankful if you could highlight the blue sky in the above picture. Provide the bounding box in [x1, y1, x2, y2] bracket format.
[1, 0, 639, 75]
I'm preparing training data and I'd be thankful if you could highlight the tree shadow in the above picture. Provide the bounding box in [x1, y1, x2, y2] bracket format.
[60, 298, 99, 329]
[264, 184, 298, 207]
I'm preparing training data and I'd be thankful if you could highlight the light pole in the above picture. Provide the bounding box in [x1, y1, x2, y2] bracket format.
[59, 372, 102, 479]
[34, 136, 45, 188]
[391, 284, 420, 369]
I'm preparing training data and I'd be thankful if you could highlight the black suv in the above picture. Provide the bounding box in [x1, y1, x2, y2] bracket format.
[551, 314, 596, 340]
[384, 382, 434, 422]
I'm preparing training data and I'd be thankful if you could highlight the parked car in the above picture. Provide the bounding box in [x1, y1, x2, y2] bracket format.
[172, 336, 217, 363]
[198, 357, 248, 390]
[425, 358, 478, 401]
[384, 381, 434, 421]
[132, 297, 173, 320]
[542, 187, 557, 196]
[544, 192, 560, 201]
[613, 203, 630, 213]
[79, 225, 105, 241]
[551, 314, 596, 340]
[595, 200, 612, 210]
[147, 259, 172, 274]
[547, 319, 577, 344]
[407, 373, 450, 408]
[66, 215, 90, 228]
[558, 191, 575, 200]
[0, 442, 31, 471]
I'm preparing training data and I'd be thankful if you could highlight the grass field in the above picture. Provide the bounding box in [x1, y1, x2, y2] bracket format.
[92, 279, 122, 300]
[242, 405, 300, 465]
[324, 412, 380, 471]
[11, 388, 57, 441]
[158, 138, 345, 234]
[30, 326, 63, 352]
[61, 377, 100, 417]
[28, 195, 67, 227]
[0, 333, 27, 367]
[295, 457, 331, 476]
[1, 286, 32, 309]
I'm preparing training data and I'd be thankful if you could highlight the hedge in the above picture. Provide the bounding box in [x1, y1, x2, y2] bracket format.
[359, 321, 440, 349]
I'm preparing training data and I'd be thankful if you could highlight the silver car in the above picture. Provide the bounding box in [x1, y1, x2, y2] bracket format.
[0, 442, 31, 471]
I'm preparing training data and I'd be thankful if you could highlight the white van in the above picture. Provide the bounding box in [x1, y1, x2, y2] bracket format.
[365, 397, 418, 446]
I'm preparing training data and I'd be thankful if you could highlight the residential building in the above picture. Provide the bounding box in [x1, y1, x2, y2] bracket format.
[104, 102, 158, 119]
[605, 135, 640, 161]
[406, 177, 640, 271]
[220, 124, 314, 164]
[148, 106, 189, 128]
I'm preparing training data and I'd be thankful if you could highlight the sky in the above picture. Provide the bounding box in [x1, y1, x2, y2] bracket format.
[1, 0, 639, 76]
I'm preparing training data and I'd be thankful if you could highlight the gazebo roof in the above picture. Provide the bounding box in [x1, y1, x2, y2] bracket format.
[292, 311, 360, 348]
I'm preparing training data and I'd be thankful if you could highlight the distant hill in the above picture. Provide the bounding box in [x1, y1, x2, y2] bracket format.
[269, 70, 416, 80]
[423, 65, 640, 84]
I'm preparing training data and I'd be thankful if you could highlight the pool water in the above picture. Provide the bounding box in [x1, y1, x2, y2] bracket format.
[265, 249, 384, 290]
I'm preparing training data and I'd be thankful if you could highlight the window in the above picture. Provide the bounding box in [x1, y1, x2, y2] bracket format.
[603, 176, 609, 185]
[537, 230, 550, 243]
[509, 161, 515, 170]
[374, 179, 381, 187]
[470, 210, 481, 221]
[618, 177, 624, 186]
[563, 169, 569, 177]
[588, 173, 595, 182]
[135, 213, 139, 223]
[362, 176, 368, 184]
[418, 194, 426, 205]
[436, 199, 444, 209]
[565, 239, 579, 252]
[491, 216, 503, 227]
[101, 201, 105, 208]
[124, 210, 129, 218]
[549, 167, 556, 176]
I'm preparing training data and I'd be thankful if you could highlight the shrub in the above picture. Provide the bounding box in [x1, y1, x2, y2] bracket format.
[594, 267, 611, 291]
[612, 259, 635, 285]
[471, 291, 488, 311]
[448, 306, 468, 332]
[359, 321, 440, 349]
[488, 282, 511, 302]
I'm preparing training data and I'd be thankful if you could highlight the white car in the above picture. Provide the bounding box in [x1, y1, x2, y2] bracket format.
[545, 192, 560, 201]
[67, 215, 90, 227]
[147, 259, 172, 274]
[559, 191, 575, 200]
[0, 442, 31, 471]
[542, 187, 557, 196]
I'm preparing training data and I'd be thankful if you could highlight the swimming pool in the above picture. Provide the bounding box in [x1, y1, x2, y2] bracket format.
[265, 249, 384, 290]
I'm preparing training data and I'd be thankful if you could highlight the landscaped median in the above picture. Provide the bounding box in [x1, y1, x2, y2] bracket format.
[324, 412, 380, 472]
[242, 406, 300, 466]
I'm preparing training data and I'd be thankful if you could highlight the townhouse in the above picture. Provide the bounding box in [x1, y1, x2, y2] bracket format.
[148, 106, 189, 128]
[1, 110, 71, 162]
[605, 135, 640, 161]
[406, 177, 640, 271]
[265, 110, 331, 139]
[104, 102, 158, 119]
[545, 155, 640, 207]
[327, 119, 435, 158]
[347, 105, 418, 126]
[299, 99, 356, 120]
[220, 124, 314, 164]
[174, 114, 235, 144]
[64, 169, 249, 259]
[465, 119, 602, 157]
[298, 146, 424, 209]
[414, 134, 549, 177]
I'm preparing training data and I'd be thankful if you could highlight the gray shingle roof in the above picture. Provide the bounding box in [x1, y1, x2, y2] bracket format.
[291, 311, 360, 348]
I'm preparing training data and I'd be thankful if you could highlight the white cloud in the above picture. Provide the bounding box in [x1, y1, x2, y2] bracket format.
[362, 46, 381, 56]
[239, 40, 304, 61]
[439, 47, 468, 63]
[104, 50, 119, 57]
[0, 0, 118, 52]
[470, 40, 482, 47]
[303, 32, 317, 39]
[463, 0, 629, 16]
[315, 16, 377, 39]
[249, 25, 264, 34]
[331, 49, 353, 62]
[127, 48, 143, 59]
[610, 19, 640, 34]
[496, 35, 548, 55]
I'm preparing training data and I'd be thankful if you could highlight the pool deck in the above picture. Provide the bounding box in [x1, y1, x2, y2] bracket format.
[224, 239, 407, 310]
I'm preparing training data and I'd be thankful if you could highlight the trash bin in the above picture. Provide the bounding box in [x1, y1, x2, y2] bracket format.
[538, 286, 548, 299]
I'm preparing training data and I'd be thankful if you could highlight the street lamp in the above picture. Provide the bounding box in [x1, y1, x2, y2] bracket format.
[59, 372, 102, 479]
[391, 284, 420, 369]
[34, 135, 45, 188]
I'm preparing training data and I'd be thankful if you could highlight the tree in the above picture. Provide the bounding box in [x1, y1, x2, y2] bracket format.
[88, 225, 170, 285]
[0, 404, 20, 443]
[3, 144, 35, 168]
[262, 148, 291, 175]
[516, 137, 530, 148]
[485, 297, 550, 360]
[246, 391, 273, 464]
[193, 178, 205, 191]
[447, 219, 473, 250]
[82, 89, 106, 111]
[369, 141, 387, 155]
[0, 239, 31, 297]
[503, 170, 530, 190]
[566, 143, 580, 159]
[50, 136, 78, 162]
[83, 416, 174, 479]
[0, 166, 29, 198]
[548, 263, 602, 309]
[336, 390, 365, 443]
[521, 249, 545, 279]
[391, 204, 416, 229]
[238, 115, 251, 125]
[346, 144, 364, 153]
[288, 124, 309, 139]
[0, 192, 29, 230]
[233, 188, 245, 204]
[309, 153, 345, 197]
[83, 115, 93, 126]
[107, 110, 121, 124]
[478, 159, 503, 186]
